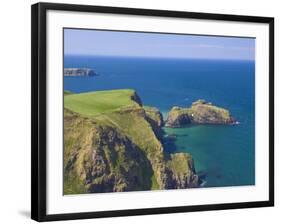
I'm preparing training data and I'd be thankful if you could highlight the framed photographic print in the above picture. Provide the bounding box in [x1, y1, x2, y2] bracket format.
[31, 2, 274, 222]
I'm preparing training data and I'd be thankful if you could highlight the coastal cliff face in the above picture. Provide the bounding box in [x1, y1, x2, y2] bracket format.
[64, 109, 153, 193]
[166, 99, 235, 127]
[64, 90, 199, 194]
[144, 106, 164, 140]
[64, 68, 97, 77]
[165, 153, 199, 188]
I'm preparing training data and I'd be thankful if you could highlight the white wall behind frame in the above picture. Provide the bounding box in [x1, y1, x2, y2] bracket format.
[0, 0, 279, 223]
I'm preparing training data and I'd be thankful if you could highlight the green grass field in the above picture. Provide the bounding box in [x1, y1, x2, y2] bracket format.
[64, 89, 139, 117]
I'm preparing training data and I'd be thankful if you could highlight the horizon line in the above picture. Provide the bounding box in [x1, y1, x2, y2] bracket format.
[64, 54, 255, 62]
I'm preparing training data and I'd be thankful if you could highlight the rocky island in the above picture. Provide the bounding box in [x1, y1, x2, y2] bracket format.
[64, 89, 200, 194]
[165, 99, 235, 127]
[64, 68, 98, 77]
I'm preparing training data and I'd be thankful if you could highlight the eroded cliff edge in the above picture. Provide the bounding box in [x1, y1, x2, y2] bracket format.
[64, 89, 199, 194]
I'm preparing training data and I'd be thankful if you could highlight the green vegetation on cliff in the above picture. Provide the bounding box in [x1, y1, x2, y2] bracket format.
[64, 89, 199, 194]
[64, 89, 140, 117]
[64, 108, 154, 194]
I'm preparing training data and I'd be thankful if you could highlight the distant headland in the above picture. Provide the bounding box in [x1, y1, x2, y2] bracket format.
[64, 68, 98, 77]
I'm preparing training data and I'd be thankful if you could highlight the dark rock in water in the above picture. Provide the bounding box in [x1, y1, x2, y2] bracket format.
[165, 99, 236, 127]
[197, 170, 208, 179]
[64, 68, 98, 76]
[215, 173, 222, 179]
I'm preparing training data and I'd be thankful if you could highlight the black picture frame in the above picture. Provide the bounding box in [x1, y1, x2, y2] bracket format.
[31, 2, 274, 222]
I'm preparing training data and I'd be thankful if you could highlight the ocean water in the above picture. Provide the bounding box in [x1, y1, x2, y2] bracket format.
[64, 55, 255, 188]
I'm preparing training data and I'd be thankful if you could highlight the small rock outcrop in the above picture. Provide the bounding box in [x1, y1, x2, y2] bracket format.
[64, 68, 97, 76]
[166, 99, 235, 127]
[165, 153, 199, 188]
[144, 107, 164, 127]
[144, 106, 164, 140]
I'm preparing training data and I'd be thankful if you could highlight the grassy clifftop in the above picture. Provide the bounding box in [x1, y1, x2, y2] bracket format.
[64, 89, 140, 117]
[64, 89, 199, 194]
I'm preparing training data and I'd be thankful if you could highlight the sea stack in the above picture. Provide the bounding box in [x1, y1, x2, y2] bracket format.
[165, 99, 235, 127]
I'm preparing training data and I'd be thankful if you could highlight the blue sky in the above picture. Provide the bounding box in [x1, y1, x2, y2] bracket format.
[64, 29, 255, 60]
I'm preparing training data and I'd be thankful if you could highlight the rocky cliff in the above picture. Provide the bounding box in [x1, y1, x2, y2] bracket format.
[166, 99, 235, 127]
[64, 90, 200, 194]
[144, 106, 164, 140]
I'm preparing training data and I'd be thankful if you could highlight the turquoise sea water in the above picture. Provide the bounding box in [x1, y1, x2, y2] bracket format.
[64, 55, 255, 187]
